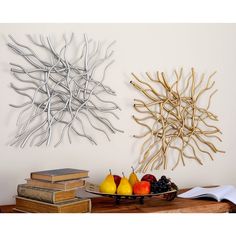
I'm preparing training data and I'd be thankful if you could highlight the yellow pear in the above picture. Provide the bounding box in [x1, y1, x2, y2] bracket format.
[129, 166, 139, 187]
[99, 169, 116, 194]
[117, 172, 133, 195]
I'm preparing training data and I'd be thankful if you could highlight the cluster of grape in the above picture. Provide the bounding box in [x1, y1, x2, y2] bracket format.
[151, 175, 172, 193]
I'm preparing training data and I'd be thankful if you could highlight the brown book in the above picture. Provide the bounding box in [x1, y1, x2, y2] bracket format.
[26, 178, 85, 190]
[17, 184, 76, 203]
[15, 196, 91, 213]
[31, 168, 89, 182]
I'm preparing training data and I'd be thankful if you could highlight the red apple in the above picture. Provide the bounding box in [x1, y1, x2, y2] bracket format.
[113, 175, 121, 187]
[141, 174, 157, 184]
[133, 181, 151, 195]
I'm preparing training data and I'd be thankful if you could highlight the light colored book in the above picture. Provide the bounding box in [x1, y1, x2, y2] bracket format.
[15, 196, 91, 213]
[31, 168, 89, 182]
[178, 185, 236, 204]
[26, 178, 85, 190]
[17, 184, 76, 203]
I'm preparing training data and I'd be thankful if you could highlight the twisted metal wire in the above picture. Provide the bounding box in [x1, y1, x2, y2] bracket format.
[130, 68, 225, 172]
[8, 33, 123, 147]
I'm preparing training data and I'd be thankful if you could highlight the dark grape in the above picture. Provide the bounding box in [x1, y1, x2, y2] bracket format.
[151, 176, 172, 193]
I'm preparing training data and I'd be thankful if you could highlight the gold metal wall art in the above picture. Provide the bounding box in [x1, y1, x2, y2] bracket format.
[130, 68, 225, 172]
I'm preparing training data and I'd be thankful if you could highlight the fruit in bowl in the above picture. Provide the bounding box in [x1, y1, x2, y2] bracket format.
[128, 167, 139, 187]
[99, 170, 116, 194]
[133, 181, 151, 195]
[113, 175, 121, 187]
[141, 174, 157, 184]
[99, 169, 177, 198]
[151, 175, 172, 193]
[117, 173, 133, 195]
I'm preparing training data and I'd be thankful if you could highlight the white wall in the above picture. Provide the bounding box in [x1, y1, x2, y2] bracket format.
[0, 24, 236, 205]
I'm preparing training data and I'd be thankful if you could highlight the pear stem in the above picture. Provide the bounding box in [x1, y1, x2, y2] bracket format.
[122, 172, 125, 177]
[109, 169, 112, 175]
[131, 166, 135, 173]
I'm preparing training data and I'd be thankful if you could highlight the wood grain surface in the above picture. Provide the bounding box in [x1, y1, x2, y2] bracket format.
[90, 195, 234, 213]
[1, 188, 236, 213]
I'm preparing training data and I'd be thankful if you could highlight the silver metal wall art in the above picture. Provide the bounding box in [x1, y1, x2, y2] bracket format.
[8, 34, 123, 147]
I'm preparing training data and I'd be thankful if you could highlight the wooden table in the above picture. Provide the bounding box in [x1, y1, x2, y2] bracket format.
[1, 188, 235, 213]
[89, 187, 236, 213]
[1, 197, 235, 213]
[90, 196, 235, 213]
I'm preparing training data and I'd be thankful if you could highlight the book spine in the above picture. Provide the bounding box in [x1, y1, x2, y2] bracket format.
[15, 197, 91, 213]
[26, 179, 86, 190]
[17, 185, 54, 203]
[26, 179, 65, 190]
[15, 197, 58, 213]
[64, 180, 85, 190]
[60, 199, 92, 213]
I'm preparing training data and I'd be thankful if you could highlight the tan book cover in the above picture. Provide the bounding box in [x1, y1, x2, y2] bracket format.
[26, 178, 85, 190]
[31, 168, 89, 182]
[17, 184, 76, 203]
[15, 196, 91, 213]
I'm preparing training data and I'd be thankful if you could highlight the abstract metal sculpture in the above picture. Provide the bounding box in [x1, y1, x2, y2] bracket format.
[130, 68, 225, 172]
[8, 34, 123, 147]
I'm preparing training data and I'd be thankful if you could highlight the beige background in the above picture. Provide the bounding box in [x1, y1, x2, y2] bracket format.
[0, 24, 235, 205]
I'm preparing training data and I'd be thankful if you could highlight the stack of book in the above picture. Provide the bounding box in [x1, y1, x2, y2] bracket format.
[14, 168, 91, 213]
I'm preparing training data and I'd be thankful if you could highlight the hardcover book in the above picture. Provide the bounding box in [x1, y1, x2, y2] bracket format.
[26, 178, 85, 190]
[15, 196, 91, 213]
[17, 184, 76, 203]
[30, 168, 89, 182]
